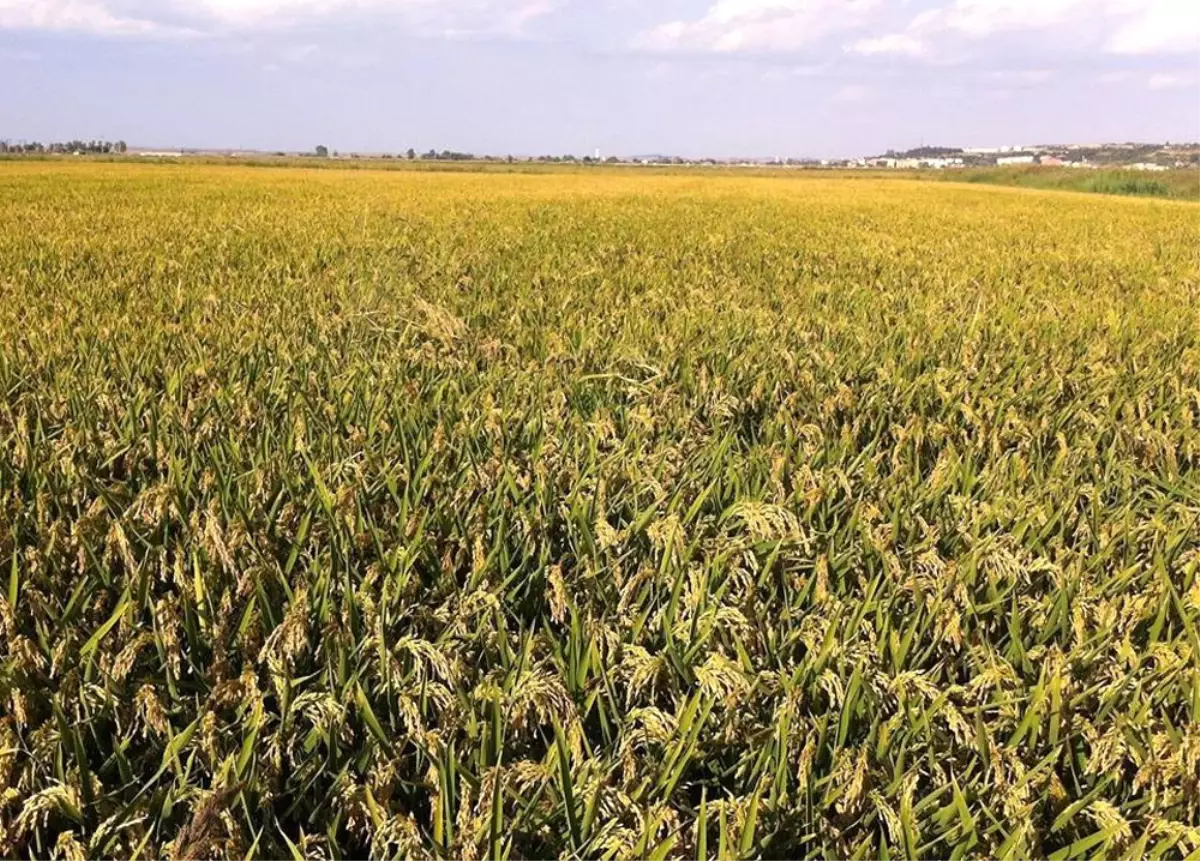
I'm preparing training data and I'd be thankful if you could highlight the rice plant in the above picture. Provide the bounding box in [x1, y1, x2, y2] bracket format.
[0, 161, 1196, 859]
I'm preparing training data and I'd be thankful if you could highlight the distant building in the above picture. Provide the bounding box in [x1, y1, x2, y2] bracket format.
[1129, 162, 1168, 171]
[997, 155, 1035, 166]
[922, 157, 964, 169]
[1039, 156, 1064, 166]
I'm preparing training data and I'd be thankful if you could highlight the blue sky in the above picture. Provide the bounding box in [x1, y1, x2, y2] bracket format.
[2, 0, 1197, 157]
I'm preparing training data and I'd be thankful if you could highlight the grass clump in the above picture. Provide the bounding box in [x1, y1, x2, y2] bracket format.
[948, 164, 1198, 199]
[1080, 174, 1171, 197]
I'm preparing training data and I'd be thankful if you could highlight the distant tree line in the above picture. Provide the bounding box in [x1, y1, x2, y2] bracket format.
[314, 145, 486, 161]
[420, 149, 476, 161]
[0, 139, 127, 154]
[534, 154, 623, 164]
[313, 144, 640, 164]
[884, 146, 964, 159]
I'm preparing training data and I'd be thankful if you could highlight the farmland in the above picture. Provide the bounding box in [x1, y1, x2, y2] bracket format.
[0, 161, 1197, 859]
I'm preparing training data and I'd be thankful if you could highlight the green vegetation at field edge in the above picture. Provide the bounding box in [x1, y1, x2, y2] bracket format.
[940, 165, 1199, 200]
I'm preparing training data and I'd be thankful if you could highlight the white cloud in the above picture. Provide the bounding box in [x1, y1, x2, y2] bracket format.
[279, 41, 318, 61]
[922, 0, 1080, 38]
[0, 0, 163, 34]
[847, 33, 922, 56]
[0, 0, 558, 37]
[830, 83, 870, 103]
[910, 0, 1199, 55]
[5, 0, 1196, 66]
[1147, 72, 1191, 89]
[635, 0, 1199, 62]
[986, 68, 1051, 85]
[1106, 0, 1200, 54]
[634, 0, 881, 54]
[759, 62, 830, 81]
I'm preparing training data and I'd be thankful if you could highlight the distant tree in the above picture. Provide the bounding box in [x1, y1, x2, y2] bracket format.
[115, 140, 127, 153]
[315, 144, 329, 157]
[406, 148, 416, 160]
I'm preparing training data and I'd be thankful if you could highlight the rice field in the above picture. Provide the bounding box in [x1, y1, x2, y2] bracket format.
[0, 161, 1197, 860]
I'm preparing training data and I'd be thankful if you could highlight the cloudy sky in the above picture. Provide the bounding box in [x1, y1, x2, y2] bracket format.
[1, 0, 1197, 157]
